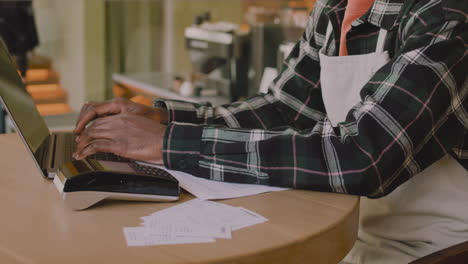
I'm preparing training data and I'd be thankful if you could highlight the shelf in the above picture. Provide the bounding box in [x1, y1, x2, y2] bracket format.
[113, 73, 231, 107]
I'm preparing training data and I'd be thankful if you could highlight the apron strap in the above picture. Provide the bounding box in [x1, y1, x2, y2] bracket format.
[375, 28, 388, 53]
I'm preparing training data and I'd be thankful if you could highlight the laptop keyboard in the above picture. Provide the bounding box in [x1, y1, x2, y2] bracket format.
[62, 133, 130, 163]
[60, 134, 175, 181]
[91, 152, 130, 162]
[63, 133, 76, 163]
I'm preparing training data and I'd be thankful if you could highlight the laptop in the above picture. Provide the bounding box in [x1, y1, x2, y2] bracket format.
[0, 39, 119, 178]
[0, 39, 179, 209]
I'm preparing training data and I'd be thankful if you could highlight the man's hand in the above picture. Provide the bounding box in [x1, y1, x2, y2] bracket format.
[74, 98, 168, 134]
[73, 113, 166, 164]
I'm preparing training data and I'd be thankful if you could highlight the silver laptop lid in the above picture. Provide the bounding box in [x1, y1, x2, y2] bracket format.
[0, 38, 51, 174]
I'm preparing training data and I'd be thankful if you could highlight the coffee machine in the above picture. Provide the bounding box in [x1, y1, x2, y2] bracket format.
[185, 13, 250, 102]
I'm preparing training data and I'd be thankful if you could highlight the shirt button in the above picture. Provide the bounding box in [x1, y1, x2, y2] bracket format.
[178, 160, 187, 169]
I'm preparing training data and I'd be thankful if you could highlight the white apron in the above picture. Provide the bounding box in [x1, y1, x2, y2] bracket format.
[319, 23, 468, 264]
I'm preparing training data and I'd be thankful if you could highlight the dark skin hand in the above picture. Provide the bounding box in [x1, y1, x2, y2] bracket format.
[73, 113, 166, 164]
[73, 98, 169, 163]
[74, 97, 168, 135]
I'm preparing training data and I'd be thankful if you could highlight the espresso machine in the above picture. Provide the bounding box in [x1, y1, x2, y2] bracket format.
[185, 13, 250, 102]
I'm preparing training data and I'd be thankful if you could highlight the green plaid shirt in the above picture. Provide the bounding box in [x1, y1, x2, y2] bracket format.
[155, 0, 468, 198]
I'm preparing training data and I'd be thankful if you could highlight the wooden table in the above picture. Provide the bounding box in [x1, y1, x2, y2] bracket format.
[0, 133, 359, 264]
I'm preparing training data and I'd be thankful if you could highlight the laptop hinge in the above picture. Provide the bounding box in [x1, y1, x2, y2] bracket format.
[47, 134, 57, 170]
[36, 135, 53, 176]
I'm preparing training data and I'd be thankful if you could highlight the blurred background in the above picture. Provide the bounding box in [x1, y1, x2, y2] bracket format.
[0, 0, 316, 132]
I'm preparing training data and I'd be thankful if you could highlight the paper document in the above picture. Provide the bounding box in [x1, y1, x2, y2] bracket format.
[123, 227, 215, 246]
[123, 199, 268, 247]
[137, 162, 288, 200]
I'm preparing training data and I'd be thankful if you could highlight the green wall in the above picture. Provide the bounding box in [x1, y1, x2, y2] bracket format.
[85, 0, 106, 102]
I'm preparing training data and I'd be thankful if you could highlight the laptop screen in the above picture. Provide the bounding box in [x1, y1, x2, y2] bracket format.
[0, 39, 50, 161]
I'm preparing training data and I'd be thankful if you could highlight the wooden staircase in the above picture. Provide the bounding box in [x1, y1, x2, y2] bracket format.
[25, 55, 72, 116]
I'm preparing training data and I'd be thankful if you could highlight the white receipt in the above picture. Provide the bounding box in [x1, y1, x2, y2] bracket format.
[142, 216, 231, 239]
[124, 199, 269, 247]
[137, 162, 289, 200]
[123, 227, 215, 246]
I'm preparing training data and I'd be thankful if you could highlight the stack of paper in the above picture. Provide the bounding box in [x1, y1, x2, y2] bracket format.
[123, 199, 268, 246]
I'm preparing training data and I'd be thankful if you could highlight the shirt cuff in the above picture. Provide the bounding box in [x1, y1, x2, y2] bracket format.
[162, 122, 204, 177]
[154, 99, 211, 124]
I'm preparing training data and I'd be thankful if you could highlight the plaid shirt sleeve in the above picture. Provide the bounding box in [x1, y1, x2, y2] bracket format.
[159, 0, 468, 198]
